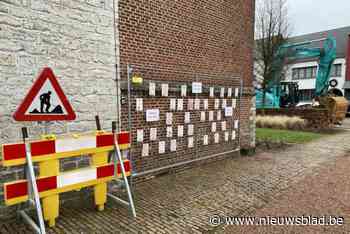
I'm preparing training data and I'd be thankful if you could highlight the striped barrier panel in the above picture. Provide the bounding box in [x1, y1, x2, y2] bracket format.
[1, 131, 131, 227]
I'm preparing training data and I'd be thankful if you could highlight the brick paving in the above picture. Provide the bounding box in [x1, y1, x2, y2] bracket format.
[1, 128, 350, 233]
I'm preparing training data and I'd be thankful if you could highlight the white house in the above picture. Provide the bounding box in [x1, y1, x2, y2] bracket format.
[283, 26, 350, 102]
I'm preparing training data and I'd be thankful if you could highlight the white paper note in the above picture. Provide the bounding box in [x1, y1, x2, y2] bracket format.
[146, 109, 160, 122]
[209, 111, 214, 121]
[211, 122, 217, 132]
[185, 112, 191, 124]
[159, 141, 165, 154]
[170, 139, 177, 152]
[203, 99, 208, 110]
[178, 125, 184, 137]
[217, 111, 221, 121]
[232, 99, 237, 108]
[234, 120, 239, 129]
[192, 82, 202, 94]
[162, 83, 169, 97]
[194, 99, 200, 110]
[200, 111, 206, 122]
[222, 99, 227, 109]
[235, 88, 239, 97]
[166, 112, 173, 125]
[181, 85, 187, 97]
[225, 107, 233, 117]
[142, 144, 149, 157]
[136, 98, 143, 112]
[214, 99, 219, 109]
[214, 133, 220, 144]
[149, 83, 156, 96]
[170, 99, 176, 111]
[137, 129, 144, 143]
[166, 126, 173, 138]
[188, 124, 194, 136]
[221, 121, 226, 131]
[227, 88, 232, 97]
[232, 130, 236, 140]
[150, 128, 157, 141]
[210, 87, 214, 97]
[188, 99, 194, 110]
[220, 87, 225, 98]
[225, 132, 229, 142]
[177, 99, 184, 111]
[203, 135, 209, 145]
[188, 137, 194, 148]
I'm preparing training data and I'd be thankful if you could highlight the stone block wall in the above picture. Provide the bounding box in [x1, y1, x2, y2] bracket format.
[0, 0, 118, 219]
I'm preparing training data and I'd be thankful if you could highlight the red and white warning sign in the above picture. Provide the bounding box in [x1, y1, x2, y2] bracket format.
[13, 67, 76, 121]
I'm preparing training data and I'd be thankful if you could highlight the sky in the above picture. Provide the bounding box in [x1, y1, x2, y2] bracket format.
[288, 0, 350, 36]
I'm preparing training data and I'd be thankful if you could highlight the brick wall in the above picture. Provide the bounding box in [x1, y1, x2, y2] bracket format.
[118, 0, 255, 176]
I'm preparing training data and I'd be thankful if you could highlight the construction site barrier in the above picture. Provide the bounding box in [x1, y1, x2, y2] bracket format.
[2, 130, 131, 229]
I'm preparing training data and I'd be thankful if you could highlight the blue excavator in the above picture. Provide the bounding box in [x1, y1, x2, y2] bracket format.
[256, 35, 348, 123]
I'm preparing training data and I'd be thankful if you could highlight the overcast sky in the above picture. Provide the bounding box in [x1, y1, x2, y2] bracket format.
[288, 0, 350, 36]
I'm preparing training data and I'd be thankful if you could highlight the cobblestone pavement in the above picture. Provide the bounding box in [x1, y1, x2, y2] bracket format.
[1, 128, 350, 233]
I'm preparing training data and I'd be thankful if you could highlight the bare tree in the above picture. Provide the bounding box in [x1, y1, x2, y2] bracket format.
[255, 0, 291, 106]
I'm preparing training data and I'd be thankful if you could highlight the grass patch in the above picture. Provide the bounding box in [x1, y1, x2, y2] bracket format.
[256, 128, 324, 144]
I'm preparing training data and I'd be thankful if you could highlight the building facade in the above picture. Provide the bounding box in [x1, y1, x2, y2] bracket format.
[283, 26, 350, 102]
[0, 0, 255, 218]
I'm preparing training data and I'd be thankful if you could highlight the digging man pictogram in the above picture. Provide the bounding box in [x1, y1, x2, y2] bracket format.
[40, 91, 51, 113]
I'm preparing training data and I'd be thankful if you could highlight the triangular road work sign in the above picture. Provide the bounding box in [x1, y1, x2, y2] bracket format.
[13, 67, 76, 121]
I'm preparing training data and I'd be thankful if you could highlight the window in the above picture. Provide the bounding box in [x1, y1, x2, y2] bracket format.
[292, 66, 317, 80]
[330, 64, 342, 77]
[299, 89, 314, 101]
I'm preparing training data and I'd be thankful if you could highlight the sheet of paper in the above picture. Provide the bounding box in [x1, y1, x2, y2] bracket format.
[200, 111, 206, 122]
[166, 112, 173, 125]
[221, 121, 226, 131]
[203, 99, 208, 110]
[149, 83, 156, 96]
[142, 144, 149, 157]
[220, 87, 225, 98]
[214, 133, 219, 144]
[227, 88, 232, 97]
[211, 122, 217, 132]
[170, 139, 177, 152]
[178, 125, 184, 137]
[188, 137, 194, 148]
[222, 99, 227, 109]
[137, 129, 144, 143]
[188, 99, 194, 110]
[166, 126, 173, 138]
[225, 132, 229, 142]
[217, 111, 221, 121]
[188, 124, 194, 136]
[232, 130, 236, 140]
[194, 99, 200, 110]
[232, 99, 237, 108]
[203, 135, 209, 145]
[192, 82, 202, 94]
[181, 85, 187, 97]
[159, 141, 165, 154]
[225, 107, 233, 117]
[235, 87, 239, 97]
[150, 128, 157, 141]
[146, 109, 160, 122]
[234, 120, 239, 129]
[136, 98, 143, 112]
[214, 99, 219, 109]
[162, 83, 169, 97]
[170, 99, 176, 111]
[210, 87, 214, 97]
[209, 111, 214, 121]
[185, 112, 191, 124]
[177, 99, 184, 111]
